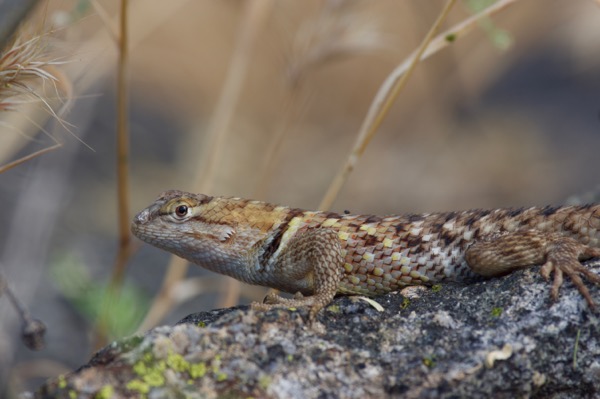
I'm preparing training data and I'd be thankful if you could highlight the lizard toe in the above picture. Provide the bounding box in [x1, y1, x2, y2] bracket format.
[543, 238, 599, 310]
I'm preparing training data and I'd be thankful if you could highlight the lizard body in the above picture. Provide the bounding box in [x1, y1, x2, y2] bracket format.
[131, 190, 600, 319]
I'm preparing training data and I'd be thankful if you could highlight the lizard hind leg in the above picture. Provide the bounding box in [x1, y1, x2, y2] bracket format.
[251, 228, 345, 320]
[465, 230, 600, 309]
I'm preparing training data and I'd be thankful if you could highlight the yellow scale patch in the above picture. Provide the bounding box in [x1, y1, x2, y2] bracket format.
[409, 271, 422, 279]
[322, 218, 340, 228]
[338, 231, 350, 241]
[359, 224, 377, 235]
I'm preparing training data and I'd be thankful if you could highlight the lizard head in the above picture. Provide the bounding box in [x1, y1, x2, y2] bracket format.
[130, 190, 241, 265]
[130, 190, 286, 277]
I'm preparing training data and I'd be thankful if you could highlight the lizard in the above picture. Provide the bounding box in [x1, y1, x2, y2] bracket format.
[131, 190, 600, 320]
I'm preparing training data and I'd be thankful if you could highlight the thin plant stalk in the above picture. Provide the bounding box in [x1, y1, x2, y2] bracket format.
[318, 0, 519, 211]
[0, 142, 61, 174]
[194, 0, 273, 193]
[94, 0, 130, 349]
[89, 0, 118, 42]
[318, 0, 457, 211]
[253, 88, 304, 199]
[137, 0, 273, 332]
[110, 0, 131, 289]
[255, 0, 384, 199]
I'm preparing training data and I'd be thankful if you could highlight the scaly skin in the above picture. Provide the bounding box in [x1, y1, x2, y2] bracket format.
[131, 190, 600, 319]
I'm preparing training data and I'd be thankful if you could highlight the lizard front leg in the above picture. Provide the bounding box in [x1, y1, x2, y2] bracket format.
[465, 230, 600, 309]
[252, 228, 344, 320]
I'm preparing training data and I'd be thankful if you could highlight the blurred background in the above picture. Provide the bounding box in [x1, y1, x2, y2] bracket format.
[1, 0, 600, 394]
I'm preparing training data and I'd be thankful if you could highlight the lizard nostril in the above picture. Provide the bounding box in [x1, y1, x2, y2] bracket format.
[133, 203, 162, 225]
[134, 209, 149, 225]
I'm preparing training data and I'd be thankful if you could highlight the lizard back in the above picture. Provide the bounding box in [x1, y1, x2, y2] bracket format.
[267, 205, 600, 295]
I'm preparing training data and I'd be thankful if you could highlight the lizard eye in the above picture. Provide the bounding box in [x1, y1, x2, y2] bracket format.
[174, 204, 189, 218]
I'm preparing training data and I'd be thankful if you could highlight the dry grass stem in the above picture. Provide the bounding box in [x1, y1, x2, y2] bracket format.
[253, 90, 304, 199]
[193, 0, 273, 193]
[94, 0, 132, 349]
[286, 0, 385, 87]
[318, 0, 520, 211]
[137, 0, 274, 332]
[0, 142, 61, 174]
[255, 0, 384, 198]
[110, 0, 132, 289]
[89, 0, 119, 42]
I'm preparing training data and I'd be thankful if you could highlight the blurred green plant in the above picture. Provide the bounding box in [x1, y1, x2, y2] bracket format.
[51, 253, 148, 338]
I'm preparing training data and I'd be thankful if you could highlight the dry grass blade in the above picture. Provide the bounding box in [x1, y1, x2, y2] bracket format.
[255, 0, 384, 198]
[0, 32, 70, 115]
[94, 0, 132, 350]
[89, 0, 119, 42]
[0, 142, 61, 174]
[0, 26, 73, 170]
[110, 0, 131, 290]
[136, 0, 274, 332]
[286, 0, 385, 87]
[318, 0, 520, 211]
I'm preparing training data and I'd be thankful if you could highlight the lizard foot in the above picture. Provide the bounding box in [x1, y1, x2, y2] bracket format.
[540, 237, 600, 310]
[251, 292, 330, 320]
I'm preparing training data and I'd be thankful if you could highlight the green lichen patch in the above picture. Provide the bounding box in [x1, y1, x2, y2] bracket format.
[422, 355, 436, 368]
[126, 379, 150, 395]
[326, 304, 341, 313]
[142, 368, 166, 387]
[167, 352, 189, 372]
[258, 375, 271, 390]
[215, 372, 228, 382]
[94, 385, 114, 399]
[57, 375, 67, 389]
[189, 362, 207, 379]
[400, 297, 410, 309]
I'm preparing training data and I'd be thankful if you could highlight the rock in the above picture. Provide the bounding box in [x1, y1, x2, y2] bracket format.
[30, 263, 600, 398]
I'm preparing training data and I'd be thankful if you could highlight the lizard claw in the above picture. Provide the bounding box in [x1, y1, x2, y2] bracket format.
[540, 260, 553, 282]
[261, 292, 283, 305]
[251, 293, 328, 320]
[542, 238, 600, 310]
